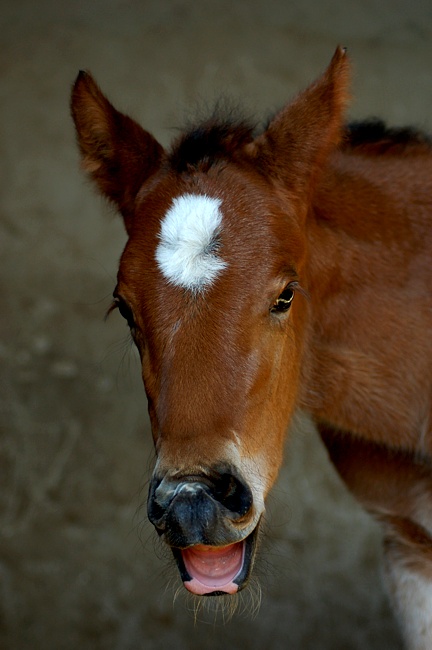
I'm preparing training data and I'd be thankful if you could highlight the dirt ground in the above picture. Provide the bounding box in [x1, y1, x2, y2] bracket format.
[2, 1, 432, 648]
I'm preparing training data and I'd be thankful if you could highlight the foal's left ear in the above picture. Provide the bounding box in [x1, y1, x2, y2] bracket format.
[71, 71, 165, 231]
[250, 47, 350, 200]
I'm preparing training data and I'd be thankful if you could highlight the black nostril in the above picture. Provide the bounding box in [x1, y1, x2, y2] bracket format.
[212, 472, 253, 517]
[147, 475, 166, 530]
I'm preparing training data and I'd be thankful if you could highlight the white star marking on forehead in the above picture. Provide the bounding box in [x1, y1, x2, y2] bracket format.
[155, 193, 227, 291]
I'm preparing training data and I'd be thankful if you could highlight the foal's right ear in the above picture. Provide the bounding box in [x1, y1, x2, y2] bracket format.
[71, 71, 164, 231]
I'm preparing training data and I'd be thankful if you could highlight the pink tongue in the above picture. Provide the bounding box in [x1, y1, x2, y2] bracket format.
[181, 542, 245, 595]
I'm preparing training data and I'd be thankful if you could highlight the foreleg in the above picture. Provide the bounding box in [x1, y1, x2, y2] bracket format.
[319, 424, 432, 650]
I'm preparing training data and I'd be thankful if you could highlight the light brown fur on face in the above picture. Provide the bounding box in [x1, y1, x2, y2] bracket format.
[72, 47, 432, 643]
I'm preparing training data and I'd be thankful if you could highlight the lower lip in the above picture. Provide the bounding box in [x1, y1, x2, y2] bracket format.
[181, 541, 245, 595]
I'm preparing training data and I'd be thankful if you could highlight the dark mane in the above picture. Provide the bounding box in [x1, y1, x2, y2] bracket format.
[168, 109, 256, 173]
[343, 119, 432, 155]
[169, 112, 432, 171]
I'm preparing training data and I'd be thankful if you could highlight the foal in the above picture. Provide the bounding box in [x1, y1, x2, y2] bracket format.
[71, 48, 432, 648]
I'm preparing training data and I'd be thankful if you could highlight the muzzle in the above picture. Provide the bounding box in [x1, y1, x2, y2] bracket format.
[147, 465, 260, 595]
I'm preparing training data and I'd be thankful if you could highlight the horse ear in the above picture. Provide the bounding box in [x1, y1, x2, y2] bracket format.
[71, 71, 164, 230]
[251, 47, 350, 200]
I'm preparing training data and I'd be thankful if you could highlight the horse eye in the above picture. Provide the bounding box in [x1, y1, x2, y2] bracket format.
[115, 297, 136, 330]
[271, 286, 294, 314]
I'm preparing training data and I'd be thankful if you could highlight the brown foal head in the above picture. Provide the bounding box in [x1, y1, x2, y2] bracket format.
[71, 48, 349, 595]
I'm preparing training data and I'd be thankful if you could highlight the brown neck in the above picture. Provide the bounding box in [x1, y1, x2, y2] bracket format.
[298, 150, 431, 453]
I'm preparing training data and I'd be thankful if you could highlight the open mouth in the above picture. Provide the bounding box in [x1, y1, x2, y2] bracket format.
[171, 525, 259, 596]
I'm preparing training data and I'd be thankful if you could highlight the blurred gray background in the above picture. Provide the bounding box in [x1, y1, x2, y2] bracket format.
[2, 1, 432, 648]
